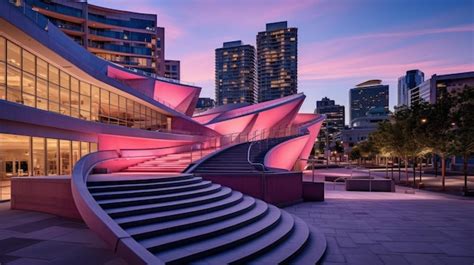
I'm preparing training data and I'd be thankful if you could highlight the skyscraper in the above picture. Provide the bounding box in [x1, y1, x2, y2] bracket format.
[257, 21, 297, 103]
[215, 40, 257, 105]
[315, 97, 345, 131]
[397, 69, 424, 106]
[349, 80, 389, 126]
[26, 0, 178, 77]
[315, 97, 345, 152]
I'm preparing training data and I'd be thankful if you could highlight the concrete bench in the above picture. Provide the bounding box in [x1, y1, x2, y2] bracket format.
[345, 179, 395, 192]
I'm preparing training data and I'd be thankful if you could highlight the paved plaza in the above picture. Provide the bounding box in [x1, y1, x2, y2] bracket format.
[0, 182, 473, 265]
[0, 202, 126, 265]
[286, 188, 474, 265]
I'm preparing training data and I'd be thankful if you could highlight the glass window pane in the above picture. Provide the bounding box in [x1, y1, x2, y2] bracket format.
[37, 58, 47, 79]
[49, 83, 59, 113]
[71, 91, 79, 118]
[80, 82, 90, 96]
[32, 137, 45, 176]
[22, 71, 35, 95]
[0, 134, 30, 180]
[36, 78, 47, 110]
[23, 93, 35, 108]
[0, 62, 5, 85]
[0, 85, 5, 100]
[80, 94, 90, 120]
[59, 140, 71, 175]
[60, 87, 70, 115]
[46, 138, 58, 175]
[6, 65, 21, 103]
[0, 36, 5, 62]
[6, 41, 21, 68]
[71, 77, 79, 92]
[49, 65, 59, 85]
[90, 142, 98, 153]
[91, 86, 100, 121]
[60, 71, 69, 88]
[72, 141, 80, 167]
[22, 50, 35, 74]
[80, 142, 89, 157]
[100, 89, 109, 121]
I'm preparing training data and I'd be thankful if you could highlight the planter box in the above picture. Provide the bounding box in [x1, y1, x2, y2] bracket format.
[303, 182, 325, 201]
[345, 179, 395, 192]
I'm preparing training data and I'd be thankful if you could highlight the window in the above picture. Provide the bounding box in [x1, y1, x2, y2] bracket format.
[6, 41, 21, 68]
[0, 36, 5, 62]
[22, 71, 35, 107]
[49, 65, 59, 85]
[37, 58, 48, 80]
[59, 140, 71, 175]
[0, 62, 5, 100]
[22, 50, 35, 74]
[6, 65, 21, 103]
[48, 83, 60, 113]
[46, 138, 58, 175]
[36, 78, 48, 110]
[32, 137, 45, 176]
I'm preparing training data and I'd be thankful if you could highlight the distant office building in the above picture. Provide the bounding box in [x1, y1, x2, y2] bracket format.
[349, 79, 389, 126]
[398, 69, 424, 106]
[164, 60, 180, 80]
[257, 21, 297, 102]
[215, 41, 257, 105]
[409, 71, 474, 106]
[314, 97, 345, 154]
[27, 0, 178, 76]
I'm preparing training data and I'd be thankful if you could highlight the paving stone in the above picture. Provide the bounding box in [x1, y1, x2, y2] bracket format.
[6, 257, 51, 265]
[382, 242, 443, 254]
[0, 237, 43, 255]
[7, 240, 85, 260]
[377, 254, 410, 265]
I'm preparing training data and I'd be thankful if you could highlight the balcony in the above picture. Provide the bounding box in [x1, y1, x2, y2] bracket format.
[88, 42, 152, 56]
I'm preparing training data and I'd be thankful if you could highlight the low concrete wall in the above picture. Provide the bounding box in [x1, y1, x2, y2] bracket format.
[302, 182, 325, 201]
[198, 172, 303, 206]
[345, 179, 395, 192]
[11, 176, 81, 220]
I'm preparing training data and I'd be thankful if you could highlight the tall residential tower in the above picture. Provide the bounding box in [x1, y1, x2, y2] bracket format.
[26, 0, 179, 78]
[257, 21, 297, 102]
[215, 40, 257, 105]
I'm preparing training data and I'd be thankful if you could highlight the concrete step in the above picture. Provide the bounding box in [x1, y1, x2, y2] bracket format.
[128, 196, 256, 240]
[154, 205, 282, 264]
[246, 215, 310, 264]
[97, 184, 222, 209]
[198, 210, 295, 264]
[106, 187, 233, 218]
[141, 200, 269, 253]
[124, 167, 184, 173]
[88, 177, 203, 193]
[115, 191, 245, 228]
[285, 225, 327, 265]
[91, 181, 213, 200]
[87, 174, 193, 187]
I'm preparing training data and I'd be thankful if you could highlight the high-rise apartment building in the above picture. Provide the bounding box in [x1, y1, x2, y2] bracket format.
[397, 69, 424, 106]
[25, 0, 178, 76]
[215, 40, 256, 105]
[314, 97, 345, 152]
[349, 79, 389, 126]
[164, 60, 180, 80]
[257, 21, 297, 102]
[315, 97, 345, 131]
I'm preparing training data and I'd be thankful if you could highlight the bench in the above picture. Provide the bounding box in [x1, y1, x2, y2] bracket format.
[345, 179, 395, 192]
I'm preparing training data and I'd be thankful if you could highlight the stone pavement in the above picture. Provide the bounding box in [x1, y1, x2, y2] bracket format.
[285, 187, 474, 265]
[0, 202, 126, 265]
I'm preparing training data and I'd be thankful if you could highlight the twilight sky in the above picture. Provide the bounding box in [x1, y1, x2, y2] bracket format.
[90, 0, 474, 124]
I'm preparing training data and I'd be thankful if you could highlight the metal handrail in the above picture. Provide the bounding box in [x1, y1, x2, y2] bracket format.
[247, 141, 266, 172]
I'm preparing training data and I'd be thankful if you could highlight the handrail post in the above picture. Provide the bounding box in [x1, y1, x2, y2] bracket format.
[190, 145, 193, 163]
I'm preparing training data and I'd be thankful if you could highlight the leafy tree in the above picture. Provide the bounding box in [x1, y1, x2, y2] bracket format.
[451, 87, 474, 191]
[420, 89, 455, 190]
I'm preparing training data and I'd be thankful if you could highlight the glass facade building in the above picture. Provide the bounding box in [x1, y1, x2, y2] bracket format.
[397, 69, 424, 107]
[349, 80, 389, 126]
[215, 41, 257, 105]
[257, 21, 297, 103]
[23, 0, 179, 77]
[0, 36, 170, 131]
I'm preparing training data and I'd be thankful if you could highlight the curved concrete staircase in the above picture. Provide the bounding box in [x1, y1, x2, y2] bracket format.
[86, 174, 326, 264]
[191, 136, 296, 174]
